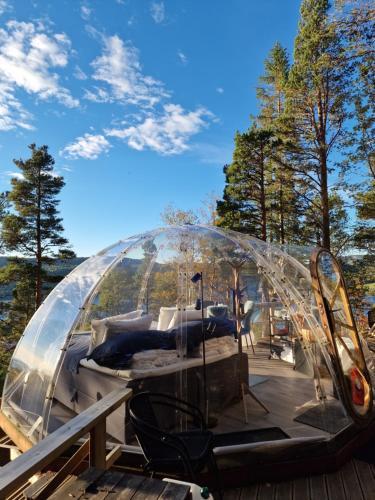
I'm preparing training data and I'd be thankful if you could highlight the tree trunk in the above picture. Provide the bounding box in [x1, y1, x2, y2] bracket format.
[279, 174, 285, 244]
[260, 144, 267, 241]
[35, 168, 42, 309]
[320, 152, 331, 251]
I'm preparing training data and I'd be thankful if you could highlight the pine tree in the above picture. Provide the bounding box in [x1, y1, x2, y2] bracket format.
[1, 144, 72, 313]
[299, 192, 350, 254]
[0, 192, 10, 253]
[0, 260, 36, 338]
[285, 0, 350, 250]
[332, 1, 374, 312]
[216, 127, 277, 240]
[257, 42, 289, 127]
[256, 43, 303, 244]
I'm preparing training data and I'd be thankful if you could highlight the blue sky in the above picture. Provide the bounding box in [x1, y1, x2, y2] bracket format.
[0, 0, 302, 256]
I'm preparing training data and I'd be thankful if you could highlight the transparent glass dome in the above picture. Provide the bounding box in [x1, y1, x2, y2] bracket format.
[2, 225, 361, 444]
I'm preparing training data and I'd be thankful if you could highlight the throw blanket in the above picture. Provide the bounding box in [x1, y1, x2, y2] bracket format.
[87, 318, 235, 370]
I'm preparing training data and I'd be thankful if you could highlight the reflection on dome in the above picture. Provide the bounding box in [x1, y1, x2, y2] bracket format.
[1, 225, 373, 448]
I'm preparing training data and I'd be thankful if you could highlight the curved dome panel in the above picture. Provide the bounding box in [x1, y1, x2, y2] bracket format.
[1, 225, 353, 443]
[1, 236, 143, 440]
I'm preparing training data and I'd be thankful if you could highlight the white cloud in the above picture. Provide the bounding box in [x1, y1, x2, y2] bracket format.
[0, 82, 34, 131]
[0, 1, 9, 15]
[86, 34, 168, 107]
[83, 86, 110, 103]
[80, 5, 91, 20]
[150, 1, 165, 24]
[6, 171, 25, 180]
[0, 20, 78, 131]
[192, 142, 232, 165]
[61, 133, 111, 160]
[106, 104, 213, 155]
[216, 87, 224, 94]
[74, 65, 87, 80]
[177, 51, 187, 65]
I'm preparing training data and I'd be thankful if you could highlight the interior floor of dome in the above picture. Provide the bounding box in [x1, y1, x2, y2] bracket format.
[48, 341, 342, 445]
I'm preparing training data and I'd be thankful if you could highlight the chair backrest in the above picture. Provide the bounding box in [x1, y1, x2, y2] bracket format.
[129, 392, 205, 465]
[128, 391, 159, 428]
[207, 305, 228, 319]
[129, 393, 179, 462]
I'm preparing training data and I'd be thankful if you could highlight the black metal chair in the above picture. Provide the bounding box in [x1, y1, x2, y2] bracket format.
[128, 391, 222, 497]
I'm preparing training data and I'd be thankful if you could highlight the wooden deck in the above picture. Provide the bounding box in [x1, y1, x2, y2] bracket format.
[215, 342, 335, 439]
[48, 341, 334, 442]
[222, 457, 375, 500]
[20, 457, 375, 499]
[44, 467, 190, 500]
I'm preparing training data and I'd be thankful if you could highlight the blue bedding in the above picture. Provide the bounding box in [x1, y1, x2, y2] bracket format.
[87, 318, 235, 370]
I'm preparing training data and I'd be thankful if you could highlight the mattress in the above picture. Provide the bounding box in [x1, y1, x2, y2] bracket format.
[79, 336, 237, 380]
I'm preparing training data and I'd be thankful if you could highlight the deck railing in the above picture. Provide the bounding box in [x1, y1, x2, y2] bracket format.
[0, 387, 133, 499]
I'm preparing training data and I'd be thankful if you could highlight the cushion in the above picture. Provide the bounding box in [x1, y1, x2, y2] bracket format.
[157, 307, 178, 330]
[167, 317, 236, 355]
[87, 330, 175, 369]
[89, 310, 145, 353]
[167, 309, 203, 329]
[104, 314, 153, 341]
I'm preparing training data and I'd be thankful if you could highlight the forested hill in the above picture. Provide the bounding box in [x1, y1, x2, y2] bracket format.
[0, 257, 87, 303]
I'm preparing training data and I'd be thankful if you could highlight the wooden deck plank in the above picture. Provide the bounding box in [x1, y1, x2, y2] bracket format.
[353, 459, 375, 500]
[325, 470, 346, 500]
[257, 482, 275, 500]
[105, 473, 145, 499]
[222, 487, 242, 500]
[131, 476, 168, 500]
[309, 474, 327, 500]
[340, 460, 364, 500]
[292, 477, 310, 500]
[370, 463, 375, 481]
[88, 469, 125, 499]
[274, 480, 293, 500]
[239, 483, 259, 500]
[48, 468, 105, 500]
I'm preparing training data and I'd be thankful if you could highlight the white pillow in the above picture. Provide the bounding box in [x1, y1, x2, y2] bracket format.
[104, 314, 153, 339]
[168, 309, 202, 329]
[89, 310, 146, 353]
[157, 307, 178, 331]
[91, 310, 143, 344]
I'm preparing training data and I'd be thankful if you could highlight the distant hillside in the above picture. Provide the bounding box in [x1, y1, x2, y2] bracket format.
[0, 257, 87, 303]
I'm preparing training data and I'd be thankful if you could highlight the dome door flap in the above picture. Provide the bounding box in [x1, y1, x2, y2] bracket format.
[310, 248, 373, 423]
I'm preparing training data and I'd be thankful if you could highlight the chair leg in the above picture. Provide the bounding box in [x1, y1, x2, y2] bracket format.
[208, 452, 223, 500]
[249, 331, 255, 354]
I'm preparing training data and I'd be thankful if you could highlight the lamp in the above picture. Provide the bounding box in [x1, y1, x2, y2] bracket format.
[191, 272, 202, 284]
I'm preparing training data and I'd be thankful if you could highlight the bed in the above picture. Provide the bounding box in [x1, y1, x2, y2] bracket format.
[53, 319, 248, 443]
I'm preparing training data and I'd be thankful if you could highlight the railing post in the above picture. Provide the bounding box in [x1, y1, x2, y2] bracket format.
[0, 388, 132, 498]
[90, 419, 106, 469]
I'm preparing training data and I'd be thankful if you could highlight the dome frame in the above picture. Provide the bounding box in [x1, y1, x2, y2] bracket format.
[1, 225, 373, 444]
